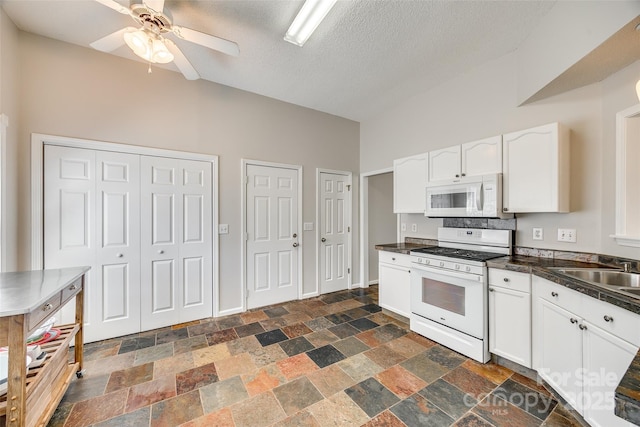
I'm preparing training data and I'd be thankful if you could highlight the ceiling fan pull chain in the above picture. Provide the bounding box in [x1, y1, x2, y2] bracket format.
[148, 63, 152, 74]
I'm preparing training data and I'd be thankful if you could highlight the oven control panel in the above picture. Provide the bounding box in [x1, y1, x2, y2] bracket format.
[412, 256, 485, 276]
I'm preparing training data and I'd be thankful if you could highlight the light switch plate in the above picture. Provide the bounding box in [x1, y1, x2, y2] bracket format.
[304, 222, 313, 231]
[218, 224, 229, 234]
[411, 224, 417, 232]
[401, 223, 407, 232]
[557, 228, 576, 242]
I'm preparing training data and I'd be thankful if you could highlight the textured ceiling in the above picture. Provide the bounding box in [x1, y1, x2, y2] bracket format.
[2, 0, 557, 121]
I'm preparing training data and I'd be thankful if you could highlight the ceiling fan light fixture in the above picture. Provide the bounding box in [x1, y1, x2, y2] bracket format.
[124, 29, 150, 58]
[284, 0, 337, 47]
[124, 29, 173, 64]
[152, 38, 174, 63]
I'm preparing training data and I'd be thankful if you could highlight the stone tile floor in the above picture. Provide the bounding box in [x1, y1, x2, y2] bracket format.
[47, 286, 583, 427]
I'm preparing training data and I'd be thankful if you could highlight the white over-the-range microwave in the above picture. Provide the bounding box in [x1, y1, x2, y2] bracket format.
[425, 173, 512, 218]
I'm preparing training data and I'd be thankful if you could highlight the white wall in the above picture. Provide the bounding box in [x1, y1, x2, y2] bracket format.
[361, 49, 640, 260]
[12, 32, 360, 314]
[367, 172, 395, 283]
[0, 9, 19, 271]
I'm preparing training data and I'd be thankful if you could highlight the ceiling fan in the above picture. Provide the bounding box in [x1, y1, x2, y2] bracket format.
[90, 0, 239, 80]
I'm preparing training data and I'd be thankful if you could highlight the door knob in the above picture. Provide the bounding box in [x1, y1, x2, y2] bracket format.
[293, 233, 297, 238]
[321, 238, 326, 242]
[293, 242, 299, 247]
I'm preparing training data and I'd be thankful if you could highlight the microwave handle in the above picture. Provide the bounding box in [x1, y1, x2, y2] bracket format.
[476, 183, 483, 211]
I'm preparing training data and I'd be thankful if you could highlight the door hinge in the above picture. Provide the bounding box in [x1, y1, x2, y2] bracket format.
[348, 268, 351, 274]
[347, 226, 350, 232]
[347, 184, 351, 191]
[244, 232, 249, 241]
[244, 176, 248, 185]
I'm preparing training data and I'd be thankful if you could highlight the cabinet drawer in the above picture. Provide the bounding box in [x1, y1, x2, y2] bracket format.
[581, 296, 640, 347]
[379, 251, 412, 268]
[27, 292, 61, 331]
[61, 277, 82, 304]
[489, 269, 530, 293]
[533, 275, 582, 315]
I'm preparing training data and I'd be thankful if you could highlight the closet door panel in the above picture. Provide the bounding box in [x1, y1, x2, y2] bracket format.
[95, 151, 141, 341]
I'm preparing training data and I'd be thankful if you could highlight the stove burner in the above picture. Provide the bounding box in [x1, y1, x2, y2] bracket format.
[412, 246, 505, 262]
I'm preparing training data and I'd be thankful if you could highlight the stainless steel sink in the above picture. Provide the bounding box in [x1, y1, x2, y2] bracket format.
[553, 268, 640, 288]
[551, 268, 640, 298]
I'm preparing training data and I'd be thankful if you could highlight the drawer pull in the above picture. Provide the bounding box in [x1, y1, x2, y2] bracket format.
[570, 318, 578, 324]
[489, 287, 495, 292]
[604, 315, 613, 322]
[503, 277, 510, 282]
[42, 303, 53, 312]
[392, 258, 396, 261]
[69, 284, 77, 291]
[551, 292, 558, 297]
[579, 324, 588, 331]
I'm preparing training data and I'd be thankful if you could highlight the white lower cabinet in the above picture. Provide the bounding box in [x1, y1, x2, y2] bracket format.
[378, 251, 411, 317]
[533, 276, 638, 427]
[488, 269, 531, 368]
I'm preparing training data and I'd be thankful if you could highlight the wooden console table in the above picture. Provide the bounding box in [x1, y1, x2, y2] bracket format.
[0, 267, 89, 427]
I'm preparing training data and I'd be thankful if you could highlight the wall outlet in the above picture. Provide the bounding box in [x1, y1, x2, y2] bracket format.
[532, 227, 543, 240]
[218, 224, 229, 234]
[401, 223, 407, 232]
[411, 224, 417, 232]
[557, 228, 576, 243]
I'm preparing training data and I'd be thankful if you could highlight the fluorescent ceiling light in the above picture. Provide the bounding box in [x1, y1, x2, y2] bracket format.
[284, 0, 338, 47]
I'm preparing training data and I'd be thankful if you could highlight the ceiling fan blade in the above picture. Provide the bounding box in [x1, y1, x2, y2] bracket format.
[172, 26, 239, 57]
[90, 27, 135, 52]
[94, 0, 131, 15]
[164, 39, 200, 80]
[143, 0, 165, 13]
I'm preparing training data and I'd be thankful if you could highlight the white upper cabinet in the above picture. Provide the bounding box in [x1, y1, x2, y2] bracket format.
[429, 136, 502, 181]
[502, 122, 569, 213]
[461, 136, 503, 177]
[393, 153, 428, 213]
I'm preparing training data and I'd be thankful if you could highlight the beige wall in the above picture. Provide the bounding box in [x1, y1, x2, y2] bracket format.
[360, 48, 640, 260]
[13, 32, 359, 313]
[367, 172, 395, 282]
[0, 9, 19, 272]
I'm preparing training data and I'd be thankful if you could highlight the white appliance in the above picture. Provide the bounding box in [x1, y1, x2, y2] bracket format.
[425, 173, 509, 218]
[410, 228, 512, 363]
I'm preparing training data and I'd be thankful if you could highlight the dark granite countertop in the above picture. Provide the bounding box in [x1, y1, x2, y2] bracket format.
[375, 242, 436, 255]
[487, 255, 640, 425]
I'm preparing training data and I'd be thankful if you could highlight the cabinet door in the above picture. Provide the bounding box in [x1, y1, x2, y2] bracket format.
[582, 321, 637, 427]
[378, 263, 410, 317]
[502, 122, 569, 213]
[461, 136, 502, 177]
[393, 153, 428, 213]
[488, 286, 531, 368]
[536, 298, 583, 411]
[428, 146, 460, 181]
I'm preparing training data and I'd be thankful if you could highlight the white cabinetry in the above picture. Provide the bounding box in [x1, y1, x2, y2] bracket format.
[488, 269, 531, 368]
[429, 136, 502, 181]
[502, 122, 569, 213]
[533, 276, 638, 427]
[378, 251, 411, 317]
[44, 145, 214, 342]
[393, 153, 428, 213]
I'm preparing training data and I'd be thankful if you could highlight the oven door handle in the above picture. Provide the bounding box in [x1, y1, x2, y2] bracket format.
[411, 264, 481, 282]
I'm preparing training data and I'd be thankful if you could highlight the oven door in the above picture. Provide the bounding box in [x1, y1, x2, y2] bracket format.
[425, 181, 483, 217]
[410, 264, 486, 339]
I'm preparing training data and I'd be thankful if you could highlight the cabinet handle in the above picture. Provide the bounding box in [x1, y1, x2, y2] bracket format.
[117, 253, 123, 258]
[503, 207, 508, 212]
[551, 292, 558, 297]
[579, 324, 588, 330]
[489, 287, 495, 292]
[570, 318, 578, 324]
[461, 173, 466, 177]
[69, 284, 77, 291]
[392, 257, 396, 261]
[455, 174, 460, 178]
[503, 277, 510, 282]
[158, 250, 164, 254]
[42, 303, 53, 312]
[604, 315, 613, 322]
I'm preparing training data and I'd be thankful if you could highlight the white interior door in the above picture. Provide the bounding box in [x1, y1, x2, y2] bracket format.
[246, 164, 299, 309]
[319, 171, 350, 294]
[44, 145, 96, 329]
[94, 151, 141, 341]
[140, 156, 213, 330]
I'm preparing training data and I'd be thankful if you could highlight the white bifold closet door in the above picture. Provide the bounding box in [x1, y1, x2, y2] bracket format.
[44, 145, 212, 342]
[140, 156, 212, 330]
